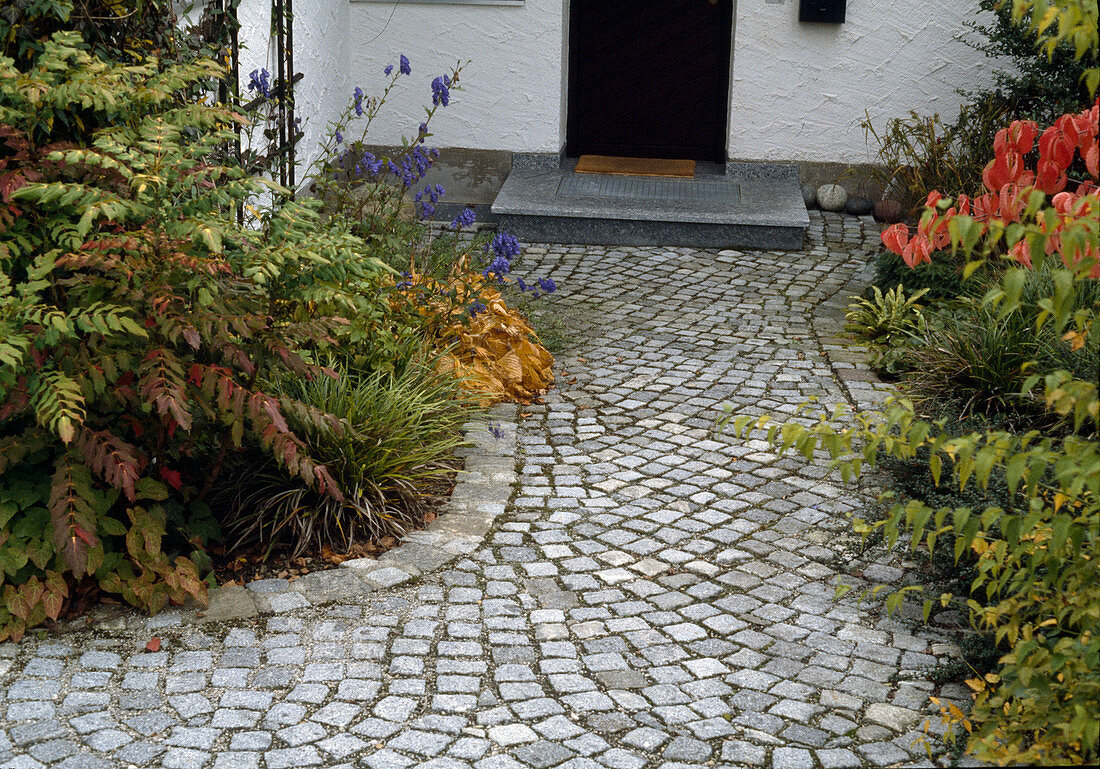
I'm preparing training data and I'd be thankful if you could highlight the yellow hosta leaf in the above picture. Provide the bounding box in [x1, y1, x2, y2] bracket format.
[499, 350, 523, 384]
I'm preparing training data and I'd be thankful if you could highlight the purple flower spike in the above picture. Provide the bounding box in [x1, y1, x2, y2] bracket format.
[247, 68, 272, 98]
[431, 76, 450, 107]
[399, 54, 411, 75]
[448, 207, 477, 230]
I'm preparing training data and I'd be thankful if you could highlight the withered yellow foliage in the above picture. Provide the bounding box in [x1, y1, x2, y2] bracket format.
[396, 266, 554, 405]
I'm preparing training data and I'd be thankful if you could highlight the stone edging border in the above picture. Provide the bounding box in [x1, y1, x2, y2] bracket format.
[76, 403, 521, 631]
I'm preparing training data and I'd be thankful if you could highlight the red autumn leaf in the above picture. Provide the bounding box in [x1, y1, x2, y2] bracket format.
[145, 637, 161, 652]
[159, 467, 183, 490]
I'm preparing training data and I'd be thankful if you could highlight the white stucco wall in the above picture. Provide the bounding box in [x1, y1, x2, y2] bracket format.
[247, 0, 994, 167]
[728, 0, 993, 164]
[342, 0, 562, 153]
[237, 0, 349, 183]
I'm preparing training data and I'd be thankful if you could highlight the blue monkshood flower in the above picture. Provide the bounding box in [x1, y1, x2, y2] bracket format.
[419, 201, 436, 219]
[400, 54, 411, 76]
[247, 68, 272, 98]
[384, 64, 394, 76]
[468, 300, 487, 317]
[483, 255, 511, 280]
[355, 152, 382, 178]
[353, 86, 365, 117]
[537, 277, 557, 294]
[515, 277, 528, 292]
[448, 208, 477, 230]
[334, 129, 344, 144]
[431, 76, 450, 107]
[487, 232, 521, 262]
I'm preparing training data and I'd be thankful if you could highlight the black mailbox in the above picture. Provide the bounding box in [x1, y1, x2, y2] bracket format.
[799, 0, 846, 23]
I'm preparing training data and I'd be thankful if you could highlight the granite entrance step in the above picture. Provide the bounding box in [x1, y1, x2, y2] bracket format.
[491, 159, 809, 249]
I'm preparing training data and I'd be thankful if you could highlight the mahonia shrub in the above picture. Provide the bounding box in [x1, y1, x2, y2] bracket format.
[724, 102, 1098, 764]
[0, 33, 396, 641]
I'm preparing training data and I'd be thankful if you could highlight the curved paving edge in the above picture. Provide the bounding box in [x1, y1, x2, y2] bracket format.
[52, 404, 521, 632]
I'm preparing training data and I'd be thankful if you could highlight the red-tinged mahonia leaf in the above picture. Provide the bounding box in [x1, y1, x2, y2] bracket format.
[276, 394, 345, 436]
[172, 558, 207, 603]
[138, 349, 192, 431]
[251, 393, 289, 433]
[159, 467, 183, 490]
[73, 427, 145, 501]
[217, 343, 256, 375]
[48, 456, 100, 579]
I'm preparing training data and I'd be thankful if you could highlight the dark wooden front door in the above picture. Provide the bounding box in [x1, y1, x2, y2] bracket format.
[567, 0, 732, 162]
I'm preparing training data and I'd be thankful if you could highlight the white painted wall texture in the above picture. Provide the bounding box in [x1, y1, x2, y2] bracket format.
[728, 0, 993, 163]
[237, 0, 349, 181]
[241, 0, 994, 167]
[343, 1, 563, 153]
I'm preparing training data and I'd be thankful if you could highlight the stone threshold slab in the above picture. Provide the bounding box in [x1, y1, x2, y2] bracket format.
[491, 163, 808, 249]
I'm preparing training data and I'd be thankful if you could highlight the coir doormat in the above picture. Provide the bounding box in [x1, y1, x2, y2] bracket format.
[575, 155, 695, 178]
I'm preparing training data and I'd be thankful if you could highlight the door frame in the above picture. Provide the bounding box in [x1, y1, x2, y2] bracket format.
[563, 0, 734, 162]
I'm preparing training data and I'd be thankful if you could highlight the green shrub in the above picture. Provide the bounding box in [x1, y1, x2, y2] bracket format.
[874, 248, 968, 301]
[903, 265, 1100, 421]
[216, 356, 474, 558]
[965, 0, 1096, 125]
[0, 33, 403, 640]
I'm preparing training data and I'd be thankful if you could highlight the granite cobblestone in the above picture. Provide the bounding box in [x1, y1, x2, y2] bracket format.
[0, 214, 969, 767]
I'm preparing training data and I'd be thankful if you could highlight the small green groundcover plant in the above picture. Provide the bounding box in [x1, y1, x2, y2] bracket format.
[724, 96, 1099, 764]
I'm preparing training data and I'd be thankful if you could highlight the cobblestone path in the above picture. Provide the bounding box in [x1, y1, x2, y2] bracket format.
[1, 213, 968, 769]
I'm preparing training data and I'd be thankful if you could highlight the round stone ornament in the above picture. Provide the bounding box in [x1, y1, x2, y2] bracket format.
[816, 183, 848, 212]
[846, 195, 874, 216]
[800, 183, 817, 208]
[873, 199, 906, 223]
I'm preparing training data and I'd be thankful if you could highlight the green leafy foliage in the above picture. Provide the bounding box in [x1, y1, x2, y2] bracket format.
[845, 284, 928, 373]
[0, 0, 239, 72]
[720, 392, 1099, 764]
[874, 248, 967, 302]
[0, 34, 403, 640]
[967, 1, 1096, 124]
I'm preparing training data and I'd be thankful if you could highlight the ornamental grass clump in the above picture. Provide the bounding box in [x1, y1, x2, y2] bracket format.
[217, 356, 473, 559]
